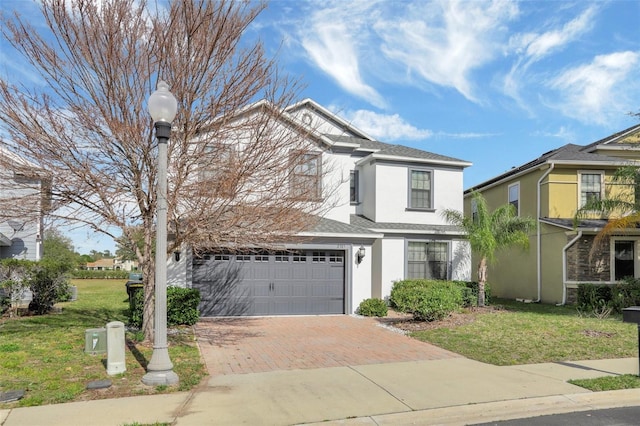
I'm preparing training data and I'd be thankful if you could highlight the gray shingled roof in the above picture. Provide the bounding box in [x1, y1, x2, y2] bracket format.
[374, 144, 468, 163]
[350, 214, 463, 234]
[468, 140, 634, 193]
[541, 217, 609, 230]
[309, 216, 381, 235]
[323, 134, 468, 164]
[324, 134, 391, 150]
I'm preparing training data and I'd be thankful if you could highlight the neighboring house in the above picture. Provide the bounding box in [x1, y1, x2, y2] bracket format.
[0, 145, 45, 262]
[465, 124, 640, 305]
[168, 98, 472, 316]
[85, 258, 115, 271]
[113, 258, 138, 272]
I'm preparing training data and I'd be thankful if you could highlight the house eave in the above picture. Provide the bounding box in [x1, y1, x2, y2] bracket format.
[357, 153, 472, 168]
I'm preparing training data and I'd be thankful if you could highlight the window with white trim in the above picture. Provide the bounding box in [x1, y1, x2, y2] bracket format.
[471, 199, 478, 223]
[407, 241, 449, 280]
[579, 171, 603, 208]
[350, 170, 359, 204]
[290, 151, 322, 200]
[508, 182, 520, 215]
[409, 169, 432, 209]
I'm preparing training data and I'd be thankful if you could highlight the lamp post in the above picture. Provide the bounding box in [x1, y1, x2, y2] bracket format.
[142, 80, 179, 386]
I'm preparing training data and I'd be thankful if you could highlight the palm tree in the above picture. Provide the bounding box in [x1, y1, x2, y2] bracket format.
[442, 192, 535, 306]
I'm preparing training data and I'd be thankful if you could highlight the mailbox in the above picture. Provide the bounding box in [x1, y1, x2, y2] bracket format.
[623, 306, 640, 324]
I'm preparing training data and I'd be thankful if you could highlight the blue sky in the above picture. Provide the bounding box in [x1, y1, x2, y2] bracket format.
[2, 0, 640, 254]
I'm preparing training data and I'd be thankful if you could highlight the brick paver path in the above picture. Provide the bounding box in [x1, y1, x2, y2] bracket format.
[195, 315, 461, 376]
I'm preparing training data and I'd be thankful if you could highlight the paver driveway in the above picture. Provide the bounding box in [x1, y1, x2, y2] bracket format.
[194, 315, 461, 376]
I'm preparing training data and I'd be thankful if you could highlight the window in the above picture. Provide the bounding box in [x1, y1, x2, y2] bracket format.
[407, 241, 449, 280]
[579, 171, 603, 207]
[471, 199, 478, 223]
[409, 169, 432, 209]
[614, 240, 635, 281]
[290, 151, 321, 200]
[199, 143, 236, 197]
[350, 170, 359, 204]
[508, 183, 520, 215]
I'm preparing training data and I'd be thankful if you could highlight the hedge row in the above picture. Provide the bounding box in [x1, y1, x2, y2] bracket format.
[389, 279, 487, 321]
[577, 278, 640, 313]
[70, 270, 130, 279]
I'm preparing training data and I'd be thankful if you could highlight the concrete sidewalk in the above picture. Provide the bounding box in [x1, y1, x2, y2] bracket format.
[1, 357, 638, 426]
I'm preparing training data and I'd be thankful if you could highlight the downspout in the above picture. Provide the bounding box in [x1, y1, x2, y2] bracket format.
[536, 163, 554, 302]
[559, 231, 582, 306]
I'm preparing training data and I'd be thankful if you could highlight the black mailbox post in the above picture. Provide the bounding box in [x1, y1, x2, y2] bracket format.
[622, 306, 640, 376]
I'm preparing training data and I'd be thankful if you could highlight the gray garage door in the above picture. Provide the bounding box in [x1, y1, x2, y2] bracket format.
[193, 250, 345, 316]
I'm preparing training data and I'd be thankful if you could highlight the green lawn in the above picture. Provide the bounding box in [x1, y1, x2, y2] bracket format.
[0, 280, 206, 408]
[409, 299, 639, 365]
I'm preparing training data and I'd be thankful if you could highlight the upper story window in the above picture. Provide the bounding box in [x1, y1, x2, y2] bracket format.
[579, 171, 604, 207]
[290, 151, 322, 200]
[508, 182, 520, 215]
[408, 169, 432, 210]
[350, 170, 359, 204]
[471, 199, 478, 223]
[199, 143, 236, 197]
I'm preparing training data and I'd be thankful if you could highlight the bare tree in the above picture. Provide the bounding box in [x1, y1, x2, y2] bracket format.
[0, 0, 331, 341]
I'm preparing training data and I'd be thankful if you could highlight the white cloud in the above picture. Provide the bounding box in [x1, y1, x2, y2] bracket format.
[342, 109, 432, 142]
[375, 0, 519, 103]
[300, 1, 386, 108]
[548, 51, 639, 125]
[512, 6, 596, 62]
[502, 6, 597, 111]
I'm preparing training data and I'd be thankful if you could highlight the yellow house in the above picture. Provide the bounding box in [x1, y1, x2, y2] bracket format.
[465, 124, 640, 305]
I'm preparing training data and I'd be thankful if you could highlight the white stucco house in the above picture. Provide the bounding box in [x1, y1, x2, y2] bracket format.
[168, 99, 471, 316]
[0, 145, 45, 262]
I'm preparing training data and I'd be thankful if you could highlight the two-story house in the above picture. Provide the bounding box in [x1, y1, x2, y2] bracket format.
[465, 124, 640, 305]
[168, 99, 472, 316]
[0, 145, 45, 261]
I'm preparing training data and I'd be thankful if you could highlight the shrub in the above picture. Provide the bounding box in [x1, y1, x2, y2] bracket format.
[390, 279, 463, 321]
[356, 298, 388, 317]
[27, 260, 71, 315]
[129, 286, 201, 328]
[612, 278, 640, 313]
[166, 286, 201, 326]
[451, 281, 491, 307]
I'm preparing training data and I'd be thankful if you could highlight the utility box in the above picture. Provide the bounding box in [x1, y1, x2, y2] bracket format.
[623, 306, 640, 324]
[84, 328, 107, 354]
[622, 306, 640, 377]
[106, 321, 126, 376]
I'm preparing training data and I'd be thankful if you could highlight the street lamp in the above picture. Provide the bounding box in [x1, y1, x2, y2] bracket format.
[142, 80, 179, 386]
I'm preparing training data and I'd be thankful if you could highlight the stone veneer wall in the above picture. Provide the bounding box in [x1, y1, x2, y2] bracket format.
[565, 234, 610, 282]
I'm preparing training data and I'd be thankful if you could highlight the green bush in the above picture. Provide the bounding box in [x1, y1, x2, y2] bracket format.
[27, 260, 71, 315]
[390, 279, 463, 321]
[451, 281, 491, 307]
[612, 278, 640, 312]
[167, 286, 201, 326]
[129, 286, 201, 328]
[356, 298, 388, 317]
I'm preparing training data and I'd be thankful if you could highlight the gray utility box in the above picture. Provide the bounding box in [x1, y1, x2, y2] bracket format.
[623, 306, 640, 324]
[85, 328, 107, 354]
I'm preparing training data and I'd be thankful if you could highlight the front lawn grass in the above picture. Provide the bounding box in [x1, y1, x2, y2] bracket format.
[409, 299, 638, 366]
[569, 374, 640, 391]
[0, 279, 206, 408]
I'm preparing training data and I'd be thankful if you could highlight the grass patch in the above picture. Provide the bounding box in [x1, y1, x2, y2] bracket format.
[569, 374, 640, 391]
[0, 279, 207, 408]
[409, 299, 638, 366]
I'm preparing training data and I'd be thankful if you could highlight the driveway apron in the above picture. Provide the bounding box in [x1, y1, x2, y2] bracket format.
[194, 315, 461, 376]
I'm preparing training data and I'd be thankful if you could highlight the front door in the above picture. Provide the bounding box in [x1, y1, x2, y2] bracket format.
[614, 240, 635, 280]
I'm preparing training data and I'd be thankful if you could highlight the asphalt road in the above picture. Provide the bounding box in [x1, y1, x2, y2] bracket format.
[475, 406, 640, 425]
